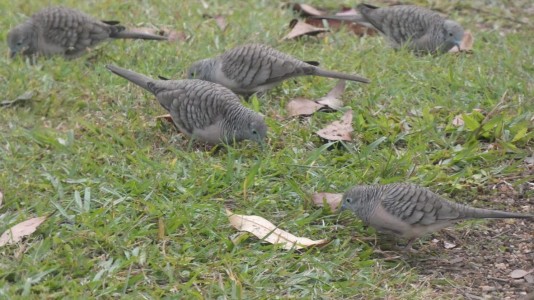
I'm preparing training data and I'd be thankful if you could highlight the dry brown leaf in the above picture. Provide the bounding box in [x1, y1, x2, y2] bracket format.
[510, 269, 531, 279]
[155, 114, 173, 123]
[452, 114, 464, 127]
[312, 192, 342, 211]
[226, 209, 328, 250]
[316, 109, 353, 141]
[286, 80, 346, 117]
[449, 30, 474, 53]
[213, 15, 227, 31]
[316, 80, 346, 109]
[291, 3, 326, 16]
[287, 98, 324, 117]
[283, 19, 329, 40]
[0, 216, 47, 247]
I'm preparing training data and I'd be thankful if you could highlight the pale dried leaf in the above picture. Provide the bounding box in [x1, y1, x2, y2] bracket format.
[449, 31, 474, 53]
[316, 110, 353, 141]
[1, 91, 34, 106]
[452, 114, 464, 127]
[287, 98, 324, 117]
[292, 4, 325, 16]
[214, 15, 227, 31]
[312, 192, 342, 211]
[316, 80, 346, 109]
[155, 114, 173, 123]
[510, 269, 530, 279]
[443, 241, 457, 249]
[226, 209, 328, 250]
[335, 8, 359, 17]
[283, 19, 329, 40]
[0, 216, 48, 247]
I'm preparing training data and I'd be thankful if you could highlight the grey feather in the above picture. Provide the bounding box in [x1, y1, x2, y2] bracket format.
[341, 183, 532, 245]
[187, 43, 369, 96]
[7, 6, 167, 59]
[106, 64, 267, 145]
[314, 4, 464, 54]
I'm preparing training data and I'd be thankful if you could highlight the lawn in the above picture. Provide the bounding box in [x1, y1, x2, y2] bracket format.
[0, 0, 533, 299]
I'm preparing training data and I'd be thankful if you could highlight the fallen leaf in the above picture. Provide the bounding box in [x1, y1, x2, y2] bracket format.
[335, 8, 358, 16]
[283, 19, 329, 40]
[226, 209, 328, 250]
[316, 80, 346, 109]
[452, 114, 464, 127]
[286, 98, 324, 117]
[213, 15, 227, 31]
[443, 241, 457, 249]
[312, 192, 342, 211]
[510, 269, 531, 279]
[1, 91, 34, 107]
[286, 80, 346, 117]
[155, 114, 173, 123]
[290, 3, 326, 16]
[0, 216, 48, 247]
[449, 31, 474, 53]
[316, 110, 353, 141]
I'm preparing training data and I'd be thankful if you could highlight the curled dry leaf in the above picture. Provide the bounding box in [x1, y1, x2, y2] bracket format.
[510, 269, 531, 279]
[449, 31, 474, 53]
[312, 192, 342, 211]
[213, 15, 227, 31]
[283, 19, 329, 40]
[1, 91, 34, 107]
[286, 80, 346, 117]
[155, 114, 173, 123]
[316, 109, 353, 141]
[226, 209, 328, 250]
[0, 216, 48, 247]
[452, 114, 464, 127]
[290, 3, 326, 17]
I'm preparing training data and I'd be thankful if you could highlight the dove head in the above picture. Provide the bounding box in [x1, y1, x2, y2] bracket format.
[7, 22, 35, 58]
[442, 20, 464, 52]
[340, 185, 380, 222]
[225, 111, 267, 144]
[242, 114, 268, 144]
[187, 59, 216, 81]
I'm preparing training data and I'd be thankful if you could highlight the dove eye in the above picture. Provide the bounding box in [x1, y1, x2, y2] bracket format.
[251, 129, 258, 135]
[449, 33, 453, 37]
[345, 198, 352, 204]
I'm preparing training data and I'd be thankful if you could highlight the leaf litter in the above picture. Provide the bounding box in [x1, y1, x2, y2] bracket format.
[226, 209, 329, 250]
[286, 80, 346, 117]
[0, 216, 48, 247]
[316, 109, 354, 142]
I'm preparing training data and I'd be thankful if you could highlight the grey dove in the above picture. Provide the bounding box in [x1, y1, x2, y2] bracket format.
[341, 183, 533, 250]
[8, 6, 167, 59]
[187, 43, 370, 96]
[315, 4, 464, 54]
[106, 65, 267, 145]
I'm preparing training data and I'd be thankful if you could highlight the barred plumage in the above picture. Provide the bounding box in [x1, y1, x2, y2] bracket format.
[106, 65, 267, 145]
[8, 6, 167, 59]
[187, 44, 369, 96]
[341, 183, 532, 250]
[315, 4, 464, 54]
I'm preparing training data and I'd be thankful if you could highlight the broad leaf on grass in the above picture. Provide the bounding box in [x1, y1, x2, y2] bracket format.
[312, 192, 342, 211]
[316, 109, 353, 141]
[226, 209, 328, 250]
[287, 80, 346, 117]
[0, 216, 47, 247]
[283, 19, 329, 40]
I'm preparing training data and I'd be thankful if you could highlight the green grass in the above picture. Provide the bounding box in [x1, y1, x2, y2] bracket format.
[1, 0, 533, 298]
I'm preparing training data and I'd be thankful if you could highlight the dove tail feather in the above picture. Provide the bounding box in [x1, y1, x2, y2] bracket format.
[110, 30, 168, 41]
[105, 64, 152, 92]
[314, 69, 370, 84]
[461, 205, 533, 220]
